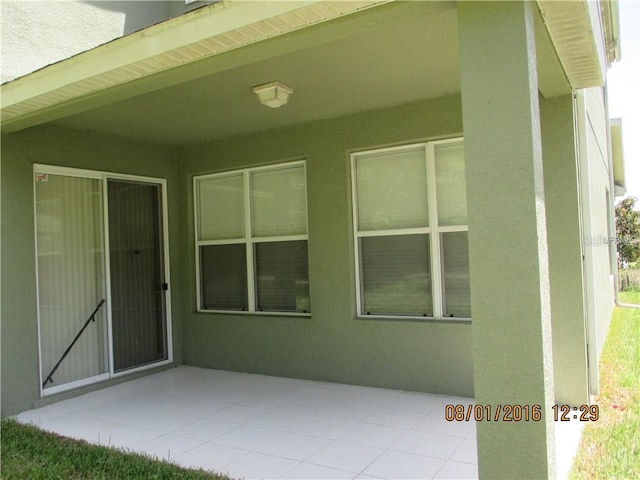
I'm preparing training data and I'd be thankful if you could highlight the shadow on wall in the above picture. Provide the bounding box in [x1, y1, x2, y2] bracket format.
[83, 1, 214, 36]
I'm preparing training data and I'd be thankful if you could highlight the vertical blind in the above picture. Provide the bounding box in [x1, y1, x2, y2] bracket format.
[36, 174, 107, 388]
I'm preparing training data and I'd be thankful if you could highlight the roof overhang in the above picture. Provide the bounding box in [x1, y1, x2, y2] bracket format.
[536, 0, 620, 89]
[1, 0, 390, 133]
[610, 117, 626, 197]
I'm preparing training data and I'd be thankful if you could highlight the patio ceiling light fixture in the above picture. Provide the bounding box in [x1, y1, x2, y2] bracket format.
[252, 81, 293, 108]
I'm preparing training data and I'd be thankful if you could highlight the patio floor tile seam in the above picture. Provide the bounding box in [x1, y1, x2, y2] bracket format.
[204, 430, 321, 458]
[180, 446, 254, 472]
[302, 441, 390, 477]
[378, 446, 465, 466]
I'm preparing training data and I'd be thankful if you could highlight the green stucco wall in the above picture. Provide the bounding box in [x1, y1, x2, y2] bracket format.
[178, 95, 475, 396]
[0, 125, 182, 415]
[540, 95, 589, 406]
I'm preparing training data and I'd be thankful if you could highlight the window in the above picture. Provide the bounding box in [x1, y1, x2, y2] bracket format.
[351, 139, 470, 319]
[194, 161, 310, 315]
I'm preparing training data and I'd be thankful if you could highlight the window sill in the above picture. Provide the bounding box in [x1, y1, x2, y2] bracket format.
[196, 308, 311, 318]
[355, 315, 471, 324]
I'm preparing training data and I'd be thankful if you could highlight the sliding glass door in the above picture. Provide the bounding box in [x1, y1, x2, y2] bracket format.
[35, 167, 171, 395]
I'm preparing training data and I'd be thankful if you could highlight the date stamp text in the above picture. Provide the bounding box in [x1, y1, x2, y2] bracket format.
[445, 404, 600, 422]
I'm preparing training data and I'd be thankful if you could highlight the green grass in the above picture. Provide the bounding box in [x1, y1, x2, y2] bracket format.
[0, 418, 234, 480]
[570, 291, 640, 479]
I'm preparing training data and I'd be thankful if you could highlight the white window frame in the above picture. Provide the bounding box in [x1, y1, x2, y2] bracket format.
[194, 160, 310, 316]
[351, 138, 471, 321]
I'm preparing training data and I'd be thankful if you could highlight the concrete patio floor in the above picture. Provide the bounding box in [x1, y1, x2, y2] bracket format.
[15, 366, 583, 479]
[16, 366, 477, 479]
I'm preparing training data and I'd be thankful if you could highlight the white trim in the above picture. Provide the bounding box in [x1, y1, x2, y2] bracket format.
[350, 138, 470, 321]
[352, 142, 428, 158]
[33, 174, 45, 398]
[351, 152, 364, 318]
[102, 176, 115, 378]
[194, 160, 310, 314]
[193, 175, 203, 313]
[34, 164, 104, 180]
[196, 308, 312, 317]
[159, 179, 174, 365]
[355, 227, 430, 238]
[34, 164, 169, 185]
[196, 160, 307, 182]
[437, 225, 468, 233]
[426, 142, 443, 318]
[252, 234, 309, 243]
[43, 373, 110, 396]
[193, 235, 308, 247]
[244, 170, 256, 312]
[357, 313, 472, 322]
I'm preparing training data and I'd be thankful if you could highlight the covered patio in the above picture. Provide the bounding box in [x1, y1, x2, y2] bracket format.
[2, 1, 617, 478]
[16, 366, 584, 479]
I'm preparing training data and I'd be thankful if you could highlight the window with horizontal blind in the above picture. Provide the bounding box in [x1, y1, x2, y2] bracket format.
[351, 139, 470, 319]
[194, 161, 310, 315]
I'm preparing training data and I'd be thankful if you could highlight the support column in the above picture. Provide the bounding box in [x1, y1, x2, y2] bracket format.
[457, 2, 556, 478]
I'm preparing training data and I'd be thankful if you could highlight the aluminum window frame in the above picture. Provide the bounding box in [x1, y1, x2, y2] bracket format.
[194, 160, 311, 316]
[351, 138, 471, 321]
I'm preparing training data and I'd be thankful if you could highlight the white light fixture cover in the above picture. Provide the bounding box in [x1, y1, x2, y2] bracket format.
[252, 81, 293, 108]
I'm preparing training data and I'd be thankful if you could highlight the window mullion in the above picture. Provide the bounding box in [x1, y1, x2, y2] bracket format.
[355, 227, 430, 238]
[194, 176, 203, 311]
[426, 143, 443, 318]
[244, 171, 256, 312]
[351, 155, 363, 317]
[252, 234, 308, 243]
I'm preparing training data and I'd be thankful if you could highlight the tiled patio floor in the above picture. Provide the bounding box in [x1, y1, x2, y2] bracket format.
[15, 366, 478, 479]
